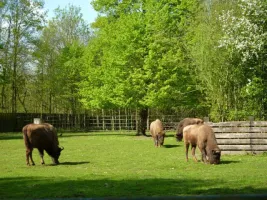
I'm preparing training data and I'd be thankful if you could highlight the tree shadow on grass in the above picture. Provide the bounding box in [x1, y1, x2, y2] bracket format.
[1, 176, 267, 199]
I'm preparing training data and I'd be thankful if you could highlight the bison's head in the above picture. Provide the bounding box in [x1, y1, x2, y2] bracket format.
[175, 133, 183, 141]
[196, 119, 204, 124]
[209, 150, 221, 164]
[175, 124, 184, 141]
[158, 133, 165, 146]
[52, 146, 64, 164]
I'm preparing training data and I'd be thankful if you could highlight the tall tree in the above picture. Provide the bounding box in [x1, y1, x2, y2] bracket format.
[189, 0, 243, 121]
[0, 0, 45, 113]
[0, 0, 9, 111]
[219, 0, 267, 119]
[189, 0, 267, 121]
[33, 4, 91, 114]
[80, 0, 200, 134]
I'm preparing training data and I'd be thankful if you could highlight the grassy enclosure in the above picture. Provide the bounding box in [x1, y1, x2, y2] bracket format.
[0, 131, 267, 199]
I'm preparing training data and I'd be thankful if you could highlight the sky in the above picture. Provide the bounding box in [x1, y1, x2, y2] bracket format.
[43, 0, 98, 24]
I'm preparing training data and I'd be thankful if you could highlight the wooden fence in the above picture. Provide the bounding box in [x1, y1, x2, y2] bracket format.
[2, 113, 267, 155]
[0, 113, 16, 132]
[208, 121, 267, 155]
[0, 113, 181, 132]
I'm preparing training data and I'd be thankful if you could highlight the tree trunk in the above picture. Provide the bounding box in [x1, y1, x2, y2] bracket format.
[49, 90, 52, 114]
[136, 108, 148, 136]
[17, 91, 28, 113]
[11, 2, 20, 113]
[11, 49, 17, 113]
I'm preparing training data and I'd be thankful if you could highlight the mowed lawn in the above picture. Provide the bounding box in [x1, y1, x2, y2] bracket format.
[0, 131, 267, 199]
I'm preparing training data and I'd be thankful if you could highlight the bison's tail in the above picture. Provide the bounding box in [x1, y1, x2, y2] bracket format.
[22, 125, 31, 148]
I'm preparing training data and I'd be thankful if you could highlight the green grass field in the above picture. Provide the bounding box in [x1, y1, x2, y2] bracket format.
[0, 131, 267, 199]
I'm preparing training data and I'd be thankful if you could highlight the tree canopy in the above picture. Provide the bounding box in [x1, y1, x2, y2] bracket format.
[0, 0, 267, 123]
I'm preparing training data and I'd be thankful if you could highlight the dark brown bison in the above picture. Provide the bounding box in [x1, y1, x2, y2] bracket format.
[175, 118, 204, 141]
[150, 119, 165, 147]
[22, 123, 64, 165]
[183, 124, 221, 164]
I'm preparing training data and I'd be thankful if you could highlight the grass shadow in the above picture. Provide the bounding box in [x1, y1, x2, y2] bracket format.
[220, 160, 240, 165]
[61, 132, 137, 138]
[60, 161, 90, 165]
[165, 134, 177, 138]
[0, 133, 22, 140]
[163, 144, 179, 148]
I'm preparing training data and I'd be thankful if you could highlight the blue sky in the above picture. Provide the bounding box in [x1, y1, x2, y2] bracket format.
[43, 0, 98, 24]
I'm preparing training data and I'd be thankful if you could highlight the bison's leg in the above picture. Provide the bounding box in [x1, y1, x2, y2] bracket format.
[29, 151, 35, 165]
[205, 148, 209, 161]
[191, 145, 198, 162]
[26, 148, 35, 166]
[198, 145, 208, 163]
[154, 137, 158, 147]
[51, 157, 59, 165]
[156, 135, 160, 147]
[38, 148, 45, 165]
[202, 152, 208, 163]
[26, 149, 30, 165]
[185, 143, 190, 162]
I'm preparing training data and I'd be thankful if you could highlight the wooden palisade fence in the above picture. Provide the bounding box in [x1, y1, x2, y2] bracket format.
[208, 120, 267, 155]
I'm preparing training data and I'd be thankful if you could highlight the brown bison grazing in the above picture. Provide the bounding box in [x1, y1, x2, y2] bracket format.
[175, 118, 204, 141]
[22, 123, 64, 165]
[183, 124, 221, 164]
[150, 119, 165, 147]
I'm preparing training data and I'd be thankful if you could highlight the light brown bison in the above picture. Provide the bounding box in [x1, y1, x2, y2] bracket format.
[150, 119, 165, 147]
[183, 124, 221, 164]
[175, 118, 204, 141]
[22, 123, 64, 165]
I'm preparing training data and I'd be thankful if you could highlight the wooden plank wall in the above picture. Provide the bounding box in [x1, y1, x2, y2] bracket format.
[208, 121, 267, 155]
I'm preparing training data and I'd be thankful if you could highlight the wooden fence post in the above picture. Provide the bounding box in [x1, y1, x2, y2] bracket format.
[119, 109, 121, 130]
[102, 109, 105, 130]
[135, 108, 138, 134]
[125, 108, 128, 130]
[97, 114, 99, 129]
[249, 116, 254, 154]
[147, 109, 150, 131]
[111, 109, 115, 131]
[131, 113, 134, 130]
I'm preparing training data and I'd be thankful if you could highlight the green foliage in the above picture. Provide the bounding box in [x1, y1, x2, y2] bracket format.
[33, 4, 90, 113]
[237, 1, 266, 119]
[216, 0, 267, 120]
[188, 0, 267, 121]
[0, 0, 46, 113]
[80, 0, 201, 112]
[1, 0, 267, 120]
[143, 0, 200, 109]
[186, 1, 233, 121]
[1, 132, 267, 198]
